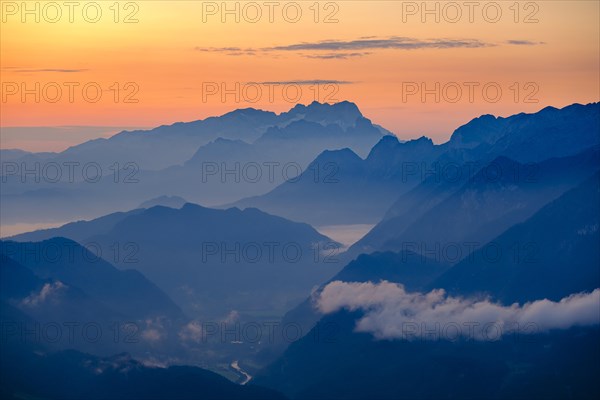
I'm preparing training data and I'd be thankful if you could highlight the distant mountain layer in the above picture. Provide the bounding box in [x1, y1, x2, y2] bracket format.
[126, 114, 385, 206]
[1, 101, 385, 224]
[3, 102, 598, 226]
[138, 195, 187, 209]
[6, 100, 381, 171]
[231, 135, 440, 225]
[233, 102, 600, 225]
[11, 204, 342, 318]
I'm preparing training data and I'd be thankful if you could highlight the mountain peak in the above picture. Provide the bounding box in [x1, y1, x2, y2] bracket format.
[367, 134, 434, 160]
[180, 202, 209, 212]
[448, 113, 504, 149]
[290, 100, 361, 113]
[372, 134, 401, 147]
[407, 136, 434, 146]
[283, 101, 364, 129]
[312, 147, 363, 165]
[538, 105, 559, 113]
[366, 135, 401, 159]
[222, 107, 274, 118]
[138, 195, 187, 209]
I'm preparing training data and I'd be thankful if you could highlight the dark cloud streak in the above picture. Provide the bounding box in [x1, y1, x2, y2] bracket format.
[506, 40, 546, 46]
[256, 79, 354, 85]
[194, 36, 493, 58]
[2, 67, 89, 73]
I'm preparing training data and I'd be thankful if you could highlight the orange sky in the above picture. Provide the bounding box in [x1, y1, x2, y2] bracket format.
[1, 0, 599, 150]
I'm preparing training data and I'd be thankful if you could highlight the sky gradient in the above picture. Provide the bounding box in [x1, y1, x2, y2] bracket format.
[1, 0, 599, 151]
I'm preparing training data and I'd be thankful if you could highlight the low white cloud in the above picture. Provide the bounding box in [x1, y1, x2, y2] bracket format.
[140, 317, 168, 343]
[222, 310, 240, 325]
[21, 281, 67, 307]
[316, 281, 600, 341]
[179, 321, 204, 343]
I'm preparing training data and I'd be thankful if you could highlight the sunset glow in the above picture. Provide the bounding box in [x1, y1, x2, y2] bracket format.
[2, 0, 599, 150]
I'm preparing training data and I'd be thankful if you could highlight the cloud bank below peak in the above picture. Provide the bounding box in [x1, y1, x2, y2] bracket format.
[317, 281, 600, 341]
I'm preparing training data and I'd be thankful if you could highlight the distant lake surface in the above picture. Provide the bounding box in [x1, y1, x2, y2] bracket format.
[315, 224, 375, 250]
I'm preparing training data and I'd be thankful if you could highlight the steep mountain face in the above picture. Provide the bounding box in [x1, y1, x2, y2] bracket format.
[347, 146, 600, 259]
[479, 103, 600, 163]
[445, 114, 507, 149]
[345, 161, 481, 257]
[11, 204, 341, 318]
[442, 102, 600, 163]
[430, 171, 600, 303]
[365, 135, 439, 171]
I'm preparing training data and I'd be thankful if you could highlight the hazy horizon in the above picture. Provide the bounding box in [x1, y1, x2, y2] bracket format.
[3, 100, 597, 153]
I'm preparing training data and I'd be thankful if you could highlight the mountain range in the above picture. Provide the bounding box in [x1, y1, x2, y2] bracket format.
[232, 102, 600, 226]
[1, 101, 386, 225]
